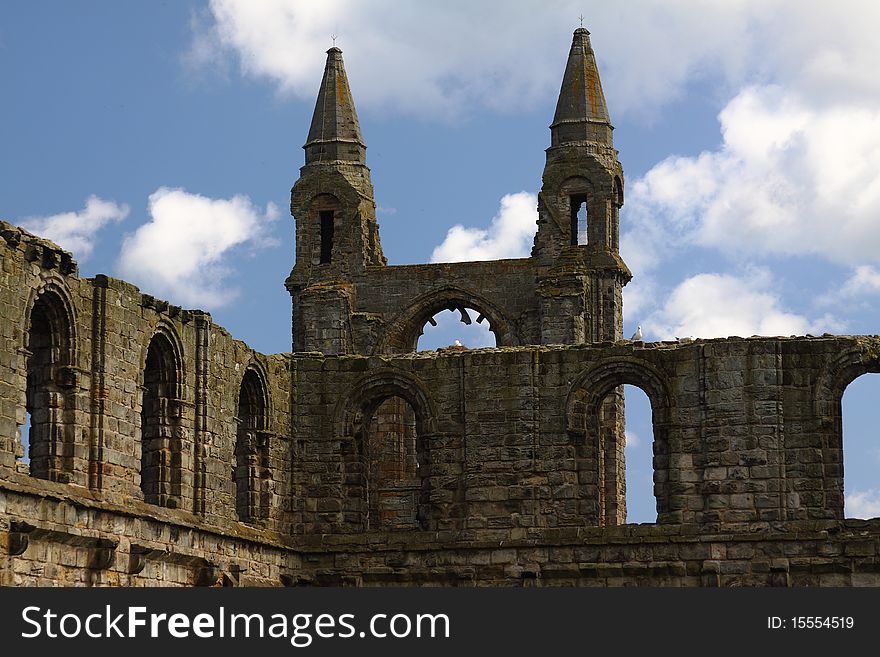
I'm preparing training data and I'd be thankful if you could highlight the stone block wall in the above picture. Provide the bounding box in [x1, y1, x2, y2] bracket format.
[3, 220, 880, 586]
[0, 221, 292, 534]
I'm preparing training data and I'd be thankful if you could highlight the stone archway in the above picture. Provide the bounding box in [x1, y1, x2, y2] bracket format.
[375, 286, 518, 354]
[566, 357, 673, 525]
[812, 341, 880, 520]
[335, 369, 439, 531]
[21, 281, 79, 483]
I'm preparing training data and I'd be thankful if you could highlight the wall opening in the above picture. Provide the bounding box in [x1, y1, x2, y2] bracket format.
[235, 369, 270, 523]
[319, 210, 334, 264]
[24, 291, 73, 482]
[140, 333, 181, 508]
[581, 381, 659, 526]
[612, 176, 623, 252]
[621, 384, 655, 523]
[570, 194, 588, 246]
[416, 306, 497, 351]
[17, 412, 32, 467]
[364, 395, 423, 530]
[842, 373, 880, 519]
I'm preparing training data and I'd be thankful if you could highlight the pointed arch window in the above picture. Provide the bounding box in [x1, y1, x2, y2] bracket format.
[140, 332, 183, 508]
[570, 194, 589, 246]
[23, 288, 76, 482]
[310, 194, 341, 265]
[364, 395, 423, 530]
[235, 368, 271, 523]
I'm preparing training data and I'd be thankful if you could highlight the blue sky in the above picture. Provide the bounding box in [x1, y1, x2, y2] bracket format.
[3, 1, 880, 522]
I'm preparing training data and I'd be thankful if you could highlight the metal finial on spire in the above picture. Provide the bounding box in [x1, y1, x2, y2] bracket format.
[579, 14, 584, 28]
[331, 33, 337, 47]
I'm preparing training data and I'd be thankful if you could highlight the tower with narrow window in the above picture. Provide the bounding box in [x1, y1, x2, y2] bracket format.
[286, 46, 386, 354]
[533, 27, 630, 345]
[532, 28, 632, 524]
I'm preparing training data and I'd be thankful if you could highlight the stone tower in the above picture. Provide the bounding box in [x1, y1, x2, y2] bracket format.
[286, 46, 386, 354]
[534, 27, 630, 345]
[533, 28, 631, 524]
[286, 30, 631, 358]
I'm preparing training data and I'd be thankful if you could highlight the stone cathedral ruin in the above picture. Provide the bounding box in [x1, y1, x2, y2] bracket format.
[2, 29, 879, 587]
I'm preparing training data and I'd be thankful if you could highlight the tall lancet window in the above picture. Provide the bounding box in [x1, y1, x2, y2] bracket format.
[570, 194, 589, 245]
[140, 332, 182, 508]
[24, 289, 75, 482]
[235, 368, 271, 523]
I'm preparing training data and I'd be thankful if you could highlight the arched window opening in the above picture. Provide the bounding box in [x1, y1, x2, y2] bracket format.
[621, 385, 655, 523]
[364, 395, 424, 530]
[24, 292, 73, 482]
[17, 414, 31, 468]
[235, 369, 271, 523]
[612, 177, 623, 252]
[310, 194, 341, 265]
[592, 384, 657, 525]
[416, 306, 497, 351]
[319, 210, 334, 264]
[570, 194, 588, 246]
[842, 373, 880, 519]
[140, 334, 181, 508]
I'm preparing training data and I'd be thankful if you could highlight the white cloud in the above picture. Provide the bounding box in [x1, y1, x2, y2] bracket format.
[430, 192, 537, 263]
[846, 489, 880, 519]
[189, 2, 880, 119]
[117, 187, 279, 309]
[19, 195, 129, 260]
[646, 269, 840, 341]
[835, 266, 880, 300]
[625, 430, 640, 451]
[624, 86, 880, 268]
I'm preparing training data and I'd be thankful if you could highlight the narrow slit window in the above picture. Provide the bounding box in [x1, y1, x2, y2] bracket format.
[319, 210, 334, 264]
[570, 194, 588, 246]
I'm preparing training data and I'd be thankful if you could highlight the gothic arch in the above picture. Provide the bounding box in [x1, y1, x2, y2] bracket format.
[139, 323, 186, 508]
[565, 357, 671, 429]
[814, 344, 880, 418]
[566, 357, 673, 524]
[335, 369, 438, 531]
[138, 322, 185, 401]
[375, 285, 518, 354]
[21, 278, 78, 367]
[21, 279, 79, 481]
[336, 369, 438, 438]
[812, 341, 880, 519]
[235, 363, 272, 523]
[238, 360, 271, 430]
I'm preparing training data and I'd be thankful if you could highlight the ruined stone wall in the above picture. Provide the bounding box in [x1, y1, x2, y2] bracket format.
[3, 221, 880, 587]
[0, 223, 290, 529]
[290, 335, 880, 538]
[292, 253, 632, 356]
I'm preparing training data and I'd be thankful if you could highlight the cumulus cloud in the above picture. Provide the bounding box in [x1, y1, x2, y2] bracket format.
[625, 87, 880, 267]
[189, 1, 880, 119]
[846, 489, 880, 519]
[430, 192, 537, 263]
[19, 195, 129, 259]
[117, 187, 279, 309]
[645, 269, 840, 341]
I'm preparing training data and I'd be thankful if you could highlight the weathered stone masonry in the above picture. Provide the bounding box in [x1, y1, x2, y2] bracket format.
[2, 29, 880, 586]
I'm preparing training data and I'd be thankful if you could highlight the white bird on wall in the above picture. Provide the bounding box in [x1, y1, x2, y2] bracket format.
[630, 325, 642, 341]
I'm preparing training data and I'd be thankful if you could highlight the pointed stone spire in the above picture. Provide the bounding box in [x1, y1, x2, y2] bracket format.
[304, 47, 366, 164]
[550, 28, 613, 147]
